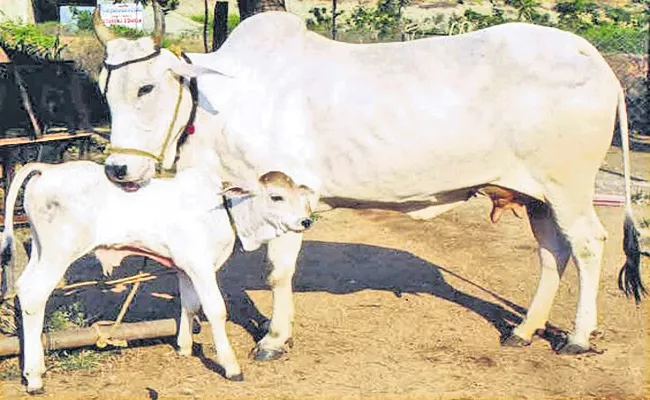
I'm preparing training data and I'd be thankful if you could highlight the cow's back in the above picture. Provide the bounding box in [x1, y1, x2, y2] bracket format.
[195, 15, 622, 203]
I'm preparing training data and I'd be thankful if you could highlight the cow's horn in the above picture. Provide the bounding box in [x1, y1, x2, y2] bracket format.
[152, 0, 165, 49]
[92, 6, 115, 46]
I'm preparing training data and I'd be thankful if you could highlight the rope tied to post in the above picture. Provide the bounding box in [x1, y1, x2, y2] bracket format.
[92, 278, 142, 349]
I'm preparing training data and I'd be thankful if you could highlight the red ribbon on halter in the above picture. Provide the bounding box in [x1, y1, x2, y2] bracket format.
[186, 125, 196, 135]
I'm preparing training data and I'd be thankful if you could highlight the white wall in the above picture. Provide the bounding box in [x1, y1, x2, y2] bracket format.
[0, 0, 36, 23]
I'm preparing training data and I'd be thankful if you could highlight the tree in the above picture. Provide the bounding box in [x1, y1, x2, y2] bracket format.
[238, 0, 286, 21]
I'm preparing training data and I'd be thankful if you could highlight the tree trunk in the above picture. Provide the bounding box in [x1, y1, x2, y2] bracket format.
[212, 2, 229, 51]
[645, 1, 649, 136]
[237, 0, 286, 21]
[203, 0, 209, 52]
[331, 0, 337, 40]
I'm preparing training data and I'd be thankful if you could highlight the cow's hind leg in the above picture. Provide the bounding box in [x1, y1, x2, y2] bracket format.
[553, 203, 607, 354]
[176, 271, 200, 356]
[252, 231, 303, 361]
[502, 201, 571, 346]
[17, 251, 69, 394]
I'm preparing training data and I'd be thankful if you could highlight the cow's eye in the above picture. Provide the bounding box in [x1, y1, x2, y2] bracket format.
[137, 84, 155, 97]
[270, 195, 284, 202]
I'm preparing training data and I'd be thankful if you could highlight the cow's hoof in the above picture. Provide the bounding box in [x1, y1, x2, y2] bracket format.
[26, 387, 46, 396]
[554, 341, 589, 355]
[250, 346, 285, 362]
[227, 373, 244, 382]
[500, 332, 531, 347]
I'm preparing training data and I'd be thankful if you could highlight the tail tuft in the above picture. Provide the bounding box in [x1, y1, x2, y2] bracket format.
[618, 214, 646, 304]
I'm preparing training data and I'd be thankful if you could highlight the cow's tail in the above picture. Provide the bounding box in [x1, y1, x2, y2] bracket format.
[615, 87, 646, 304]
[1, 163, 43, 298]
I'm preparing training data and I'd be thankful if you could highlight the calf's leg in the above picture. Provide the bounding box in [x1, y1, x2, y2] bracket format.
[177, 271, 200, 356]
[17, 250, 70, 394]
[184, 266, 242, 380]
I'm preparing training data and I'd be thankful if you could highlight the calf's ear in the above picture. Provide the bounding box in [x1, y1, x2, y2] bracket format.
[299, 184, 319, 211]
[299, 184, 315, 197]
[217, 182, 252, 197]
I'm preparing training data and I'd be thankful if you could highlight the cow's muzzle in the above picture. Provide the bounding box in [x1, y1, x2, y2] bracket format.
[105, 164, 142, 192]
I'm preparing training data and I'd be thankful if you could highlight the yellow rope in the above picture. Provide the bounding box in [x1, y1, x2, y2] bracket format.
[108, 72, 185, 169]
[94, 278, 141, 348]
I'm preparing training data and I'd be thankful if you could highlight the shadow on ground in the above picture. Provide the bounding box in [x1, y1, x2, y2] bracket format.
[46, 240, 525, 345]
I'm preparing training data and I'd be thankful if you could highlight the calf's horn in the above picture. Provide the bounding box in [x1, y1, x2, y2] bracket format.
[92, 6, 115, 46]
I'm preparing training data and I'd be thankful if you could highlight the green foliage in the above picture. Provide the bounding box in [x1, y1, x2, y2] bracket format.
[632, 191, 650, 205]
[227, 14, 241, 33]
[131, 0, 179, 14]
[0, 363, 21, 380]
[504, 0, 549, 23]
[0, 20, 67, 60]
[109, 24, 147, 39]
[554, 0, 648, 54]
[580, 23, 648, 54]
[71, 7, 94, 31]
[640, 217, 650, 228]
[346, 0, 412, 41]
[190, 13, 240, 33]
[48, 349, 112, 372]
[46, 302, 88, 332]
[190, 13, 208, 24]
[307, 7, 344, 33]
[307, 0, 646, 52]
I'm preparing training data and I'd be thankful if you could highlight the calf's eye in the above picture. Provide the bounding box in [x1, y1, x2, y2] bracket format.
[138, 84, 155, 97]
[270, 195, 284, 202]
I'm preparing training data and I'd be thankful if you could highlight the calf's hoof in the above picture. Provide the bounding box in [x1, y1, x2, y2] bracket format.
[250, 346, 285, 362]
[500, 332, 531, 347]
[177, 347, 192, 357]
[227, 373, 244, 382]
[26, 386, 46, 396]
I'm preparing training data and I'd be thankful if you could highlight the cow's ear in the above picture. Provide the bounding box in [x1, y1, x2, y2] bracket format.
[167, 57, 230, 78]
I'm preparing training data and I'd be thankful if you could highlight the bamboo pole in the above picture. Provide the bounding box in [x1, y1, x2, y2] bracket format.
[11, 65, 42, 139]
[0, 318, 178, 357]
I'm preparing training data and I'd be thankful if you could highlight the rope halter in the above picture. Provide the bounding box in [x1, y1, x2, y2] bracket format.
[102, 50, 199, 170]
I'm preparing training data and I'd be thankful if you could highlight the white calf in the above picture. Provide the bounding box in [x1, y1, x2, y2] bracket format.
[0, 160, 314, 394]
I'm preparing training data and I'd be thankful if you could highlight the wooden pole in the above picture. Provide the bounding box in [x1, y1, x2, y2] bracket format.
[11, 65, 42, 139]
[331, 0, 337, 40]
[203, 0, 209, 53]
[212, 2, 229, 51]
[0, 318, 178, 357]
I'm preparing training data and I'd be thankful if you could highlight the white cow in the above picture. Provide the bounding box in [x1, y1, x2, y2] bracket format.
[0, 160, 314, 394]
[91, 6, 643, 362]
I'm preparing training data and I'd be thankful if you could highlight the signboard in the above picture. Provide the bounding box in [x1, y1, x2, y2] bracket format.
[98, 2, 144, 30]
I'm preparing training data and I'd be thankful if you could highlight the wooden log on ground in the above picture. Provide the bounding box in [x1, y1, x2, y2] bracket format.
[0, 318, 177, 357]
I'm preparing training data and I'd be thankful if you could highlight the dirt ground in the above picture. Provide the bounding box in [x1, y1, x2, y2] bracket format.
[1, 146, 649, 399]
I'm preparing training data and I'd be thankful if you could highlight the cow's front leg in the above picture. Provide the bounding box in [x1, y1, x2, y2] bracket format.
[252, 231, 303, 361]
